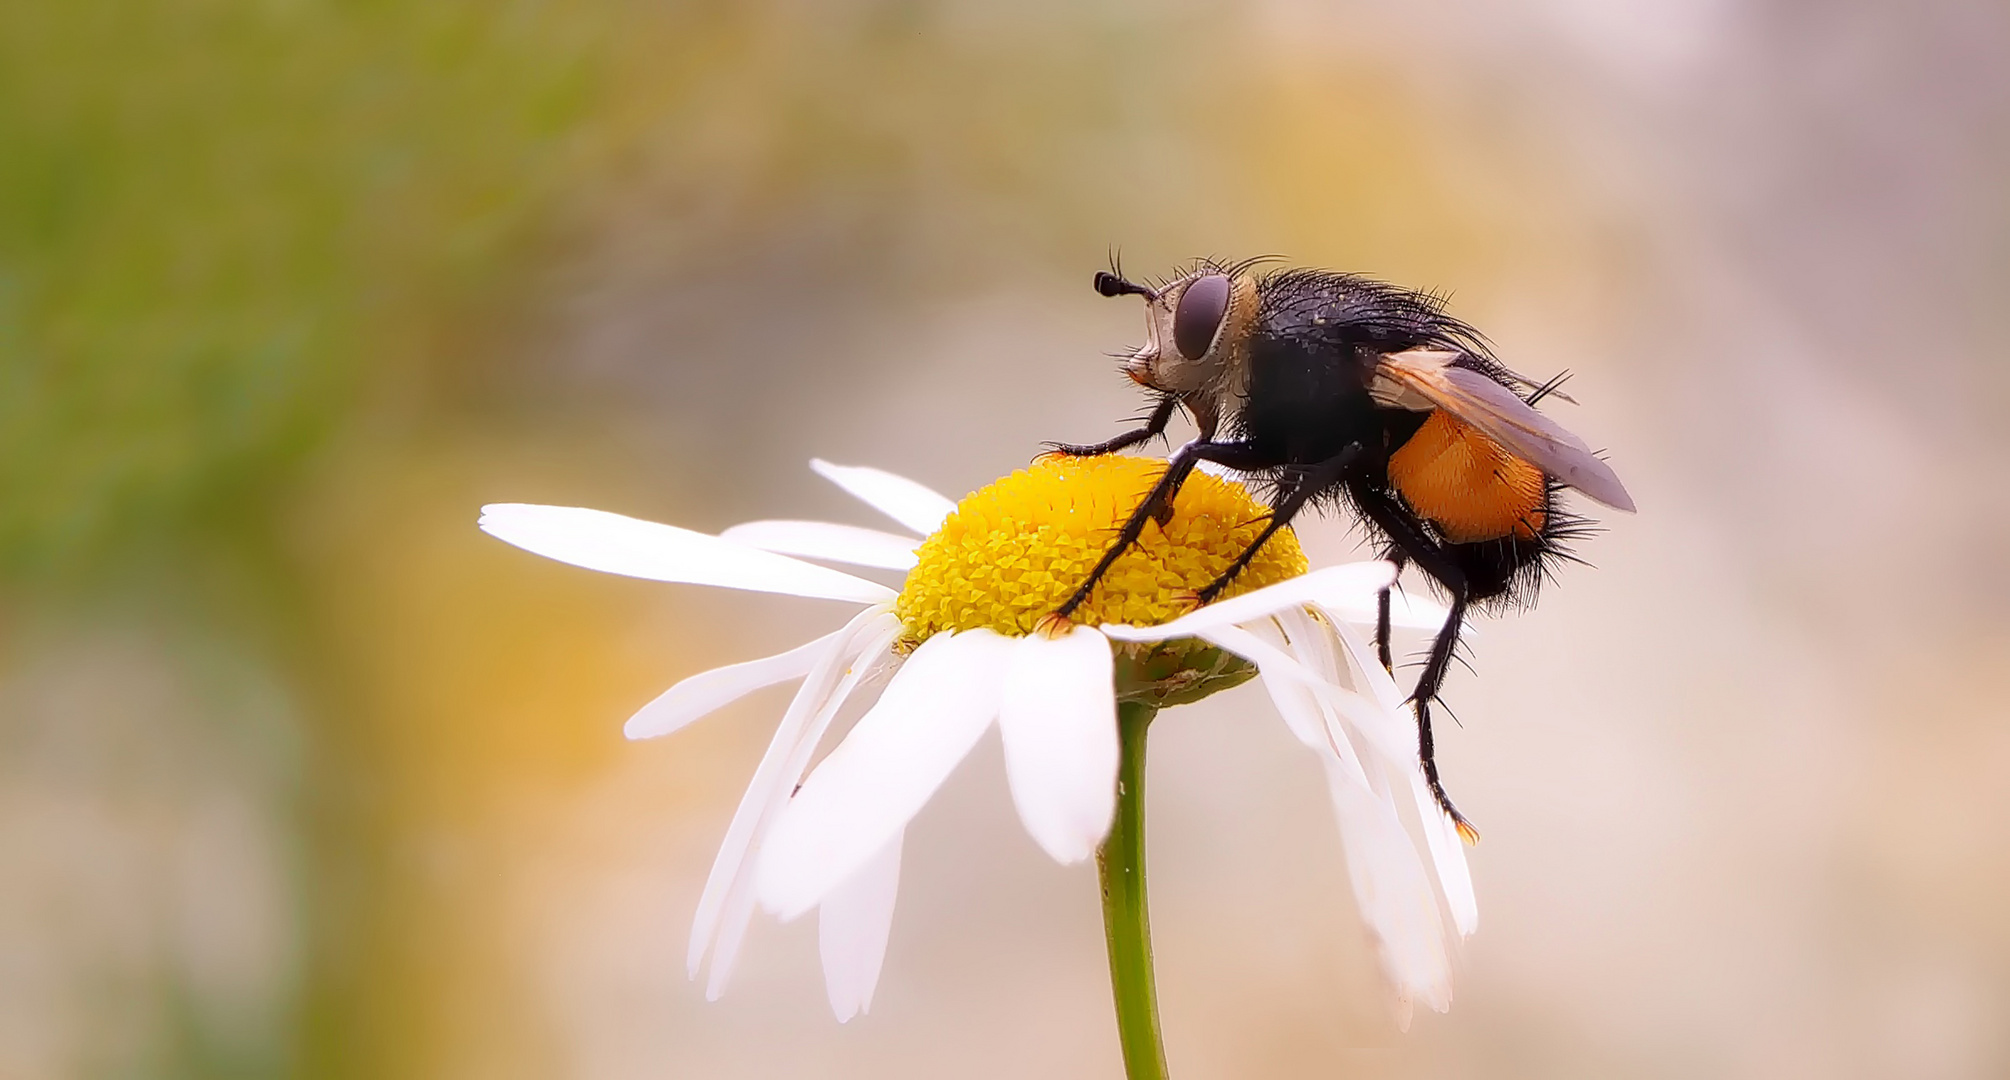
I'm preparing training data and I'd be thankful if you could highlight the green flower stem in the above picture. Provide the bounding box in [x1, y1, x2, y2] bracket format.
[1099, 700, 1167, 1080]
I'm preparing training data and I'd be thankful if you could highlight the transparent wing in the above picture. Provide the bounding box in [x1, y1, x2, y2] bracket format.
[1371, 348, 1636, 512]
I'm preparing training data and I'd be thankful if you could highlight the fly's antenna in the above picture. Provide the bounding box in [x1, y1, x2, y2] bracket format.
[1094, 270, 1157, 300]
[1097, 247, 1163, 299]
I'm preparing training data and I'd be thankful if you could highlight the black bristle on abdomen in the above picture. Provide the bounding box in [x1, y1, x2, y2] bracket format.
[1451, 479, 1598, 613]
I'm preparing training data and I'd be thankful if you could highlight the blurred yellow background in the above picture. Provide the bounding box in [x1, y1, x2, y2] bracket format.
[4, 1, 2007, 1077]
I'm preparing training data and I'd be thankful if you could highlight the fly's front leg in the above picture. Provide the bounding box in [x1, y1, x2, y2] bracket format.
[1041, 396, 1177, 459]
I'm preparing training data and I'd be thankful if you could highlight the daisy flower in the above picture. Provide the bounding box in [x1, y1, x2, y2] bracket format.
[478, 455, 1477, 1033]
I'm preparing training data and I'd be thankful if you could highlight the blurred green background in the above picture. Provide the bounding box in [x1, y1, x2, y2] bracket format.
[4, 1, 2007, 1077]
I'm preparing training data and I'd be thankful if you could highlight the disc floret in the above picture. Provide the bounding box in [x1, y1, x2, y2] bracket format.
[895, 455, 1307, 645]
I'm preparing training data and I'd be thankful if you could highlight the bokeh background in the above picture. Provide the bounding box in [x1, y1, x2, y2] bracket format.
[5, 1, 2008, 1076]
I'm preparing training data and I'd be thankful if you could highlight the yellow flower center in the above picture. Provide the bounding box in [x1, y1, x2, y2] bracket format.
[894, 455, 1307, 647]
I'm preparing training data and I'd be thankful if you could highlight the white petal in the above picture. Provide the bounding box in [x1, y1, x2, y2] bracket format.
[1273, 606, 1350, 689]
[719, 520, 920, 571]
[1318, 586, 1456, 633]
[626, 627, 846, 740]
[809, 459, 958, 536]
[687, 610, 901, 985]
[1391, 588, 1457, 632]
[758, 629, 1013, 920]
[1319, 614, 1478, 938]
[1408, 770, 1479, 938]
[1235, 614, 1416, 775]
[707, 618, 902, 999]
[818, 831, 904, 1022]
[1324, 761, 1453, 1026]
[1244, 616, 1325, 749]
[703, 870, 759, 1002]
[1256, 663, 1324, 753]
[480, 504, 896, 604]
[997, 626, 1119, 865]
[1265, 612, 1369, 782]
[1323, 614, 1407, 716]
[1192, 624, 1399, 758]
[1099, 562, 1398, 643]
[1319, 614, 1431, 771]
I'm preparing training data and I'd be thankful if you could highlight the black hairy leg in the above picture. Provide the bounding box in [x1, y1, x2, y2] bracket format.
[1375, 550, 1411, 674]
[1042, 397, 1178, 458]
[1353, 486, 1478, 842]
[1194, 443, 1365, 604]
[1054, 438, 1280, 619]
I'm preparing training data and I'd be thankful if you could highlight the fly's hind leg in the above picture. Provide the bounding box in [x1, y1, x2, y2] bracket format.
[1354, 489, 1479, 843]
[1412, 590, 1476, 844]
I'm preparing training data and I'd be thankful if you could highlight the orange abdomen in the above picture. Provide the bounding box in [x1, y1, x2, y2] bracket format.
[1386, 410, 1547, 543]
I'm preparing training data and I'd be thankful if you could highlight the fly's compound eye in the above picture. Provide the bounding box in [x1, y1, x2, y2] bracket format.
[1173, 273, 1231, 360]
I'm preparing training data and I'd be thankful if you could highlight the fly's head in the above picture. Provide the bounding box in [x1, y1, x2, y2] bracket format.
[1093, 261, 1258, 433]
